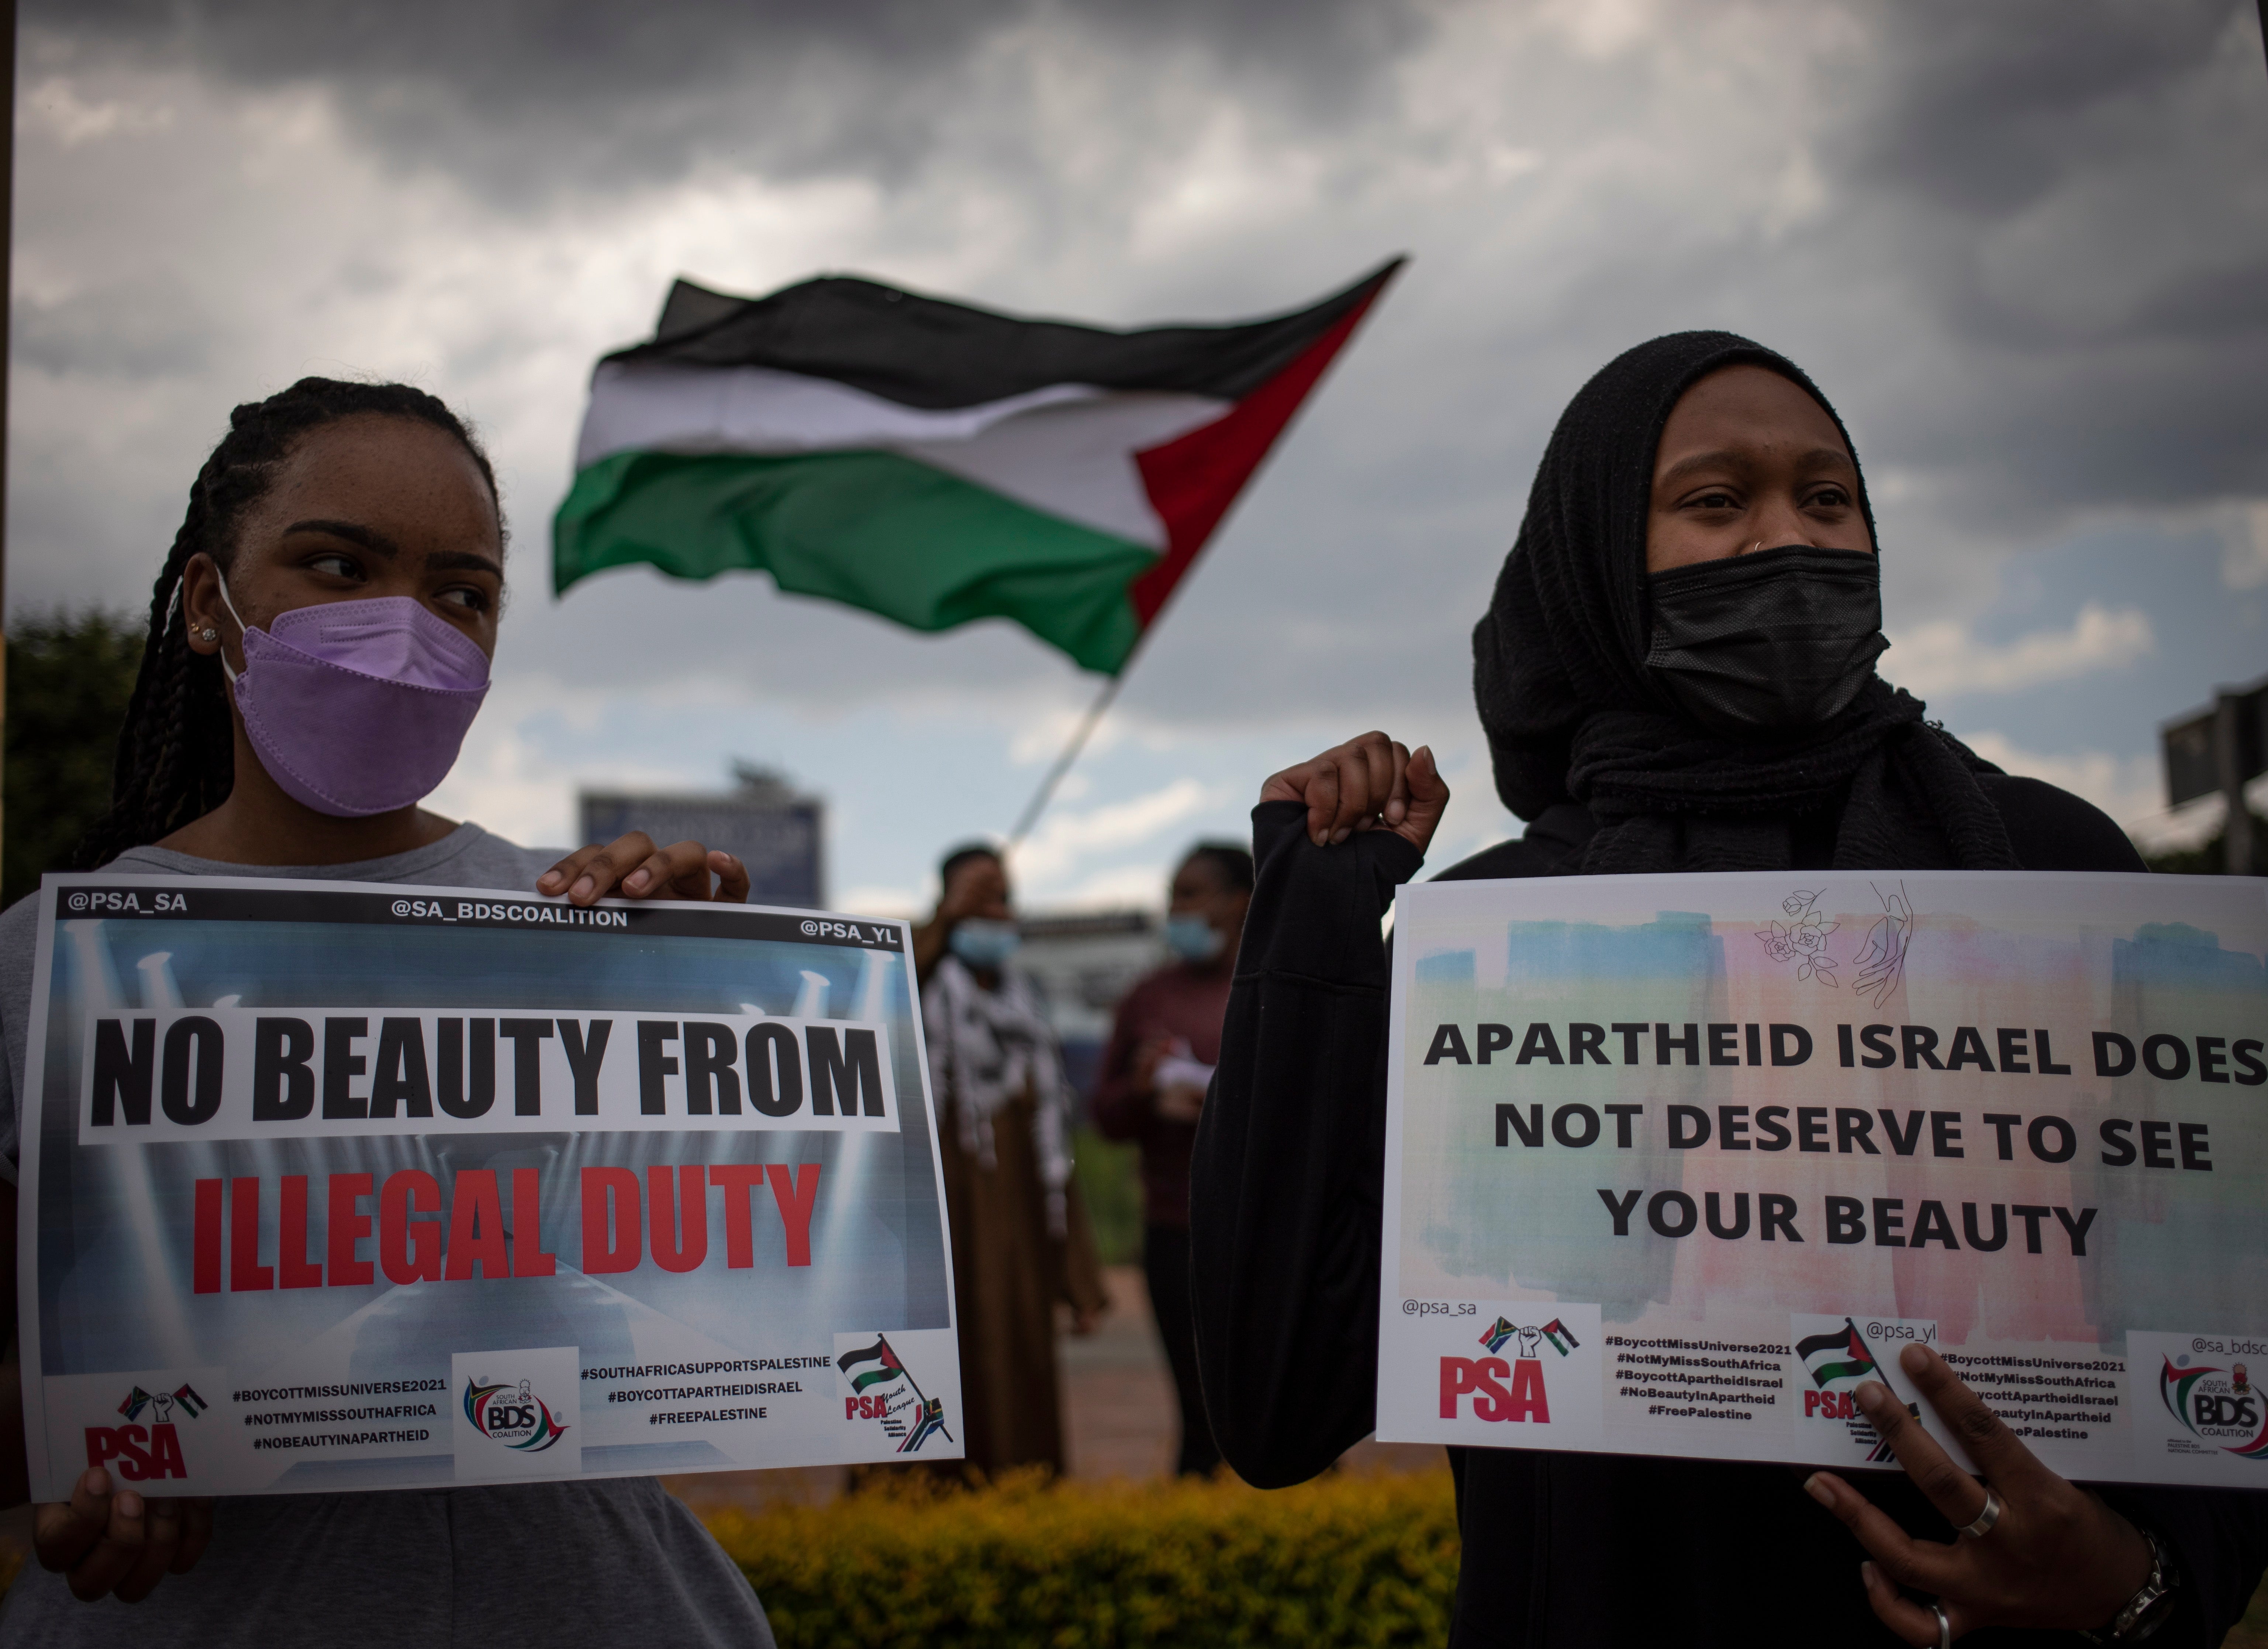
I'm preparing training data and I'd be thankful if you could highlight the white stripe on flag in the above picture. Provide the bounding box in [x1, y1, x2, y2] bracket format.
[576, 360, 1228, 549]
[902, 391, 1225, 549]
[577, 361, 1103, 467]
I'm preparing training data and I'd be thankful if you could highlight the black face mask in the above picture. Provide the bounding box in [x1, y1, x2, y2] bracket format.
[1643, 545, 1888, 736]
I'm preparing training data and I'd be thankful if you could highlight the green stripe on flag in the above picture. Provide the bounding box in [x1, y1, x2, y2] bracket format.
[1809, 1356, 1875, 1385]
[553, 448, 1157, 674]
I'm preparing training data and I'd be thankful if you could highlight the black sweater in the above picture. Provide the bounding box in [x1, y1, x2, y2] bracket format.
[1190, 778, 2268, 1648]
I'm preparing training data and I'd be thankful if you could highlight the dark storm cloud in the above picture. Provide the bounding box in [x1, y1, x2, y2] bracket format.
[1813, 0, 2268, 510]
[14, 0, 2268, 733]
[1836, 0, 2237, 214]
[30, 0, 1432, 199]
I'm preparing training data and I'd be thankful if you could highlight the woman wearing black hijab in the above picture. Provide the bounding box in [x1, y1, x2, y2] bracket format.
[1188, 332, 2267, 1646]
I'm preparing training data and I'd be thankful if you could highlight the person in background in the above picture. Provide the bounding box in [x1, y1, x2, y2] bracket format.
[912, 844, 1107, 1478]
[1091, 841, 1252, 1477]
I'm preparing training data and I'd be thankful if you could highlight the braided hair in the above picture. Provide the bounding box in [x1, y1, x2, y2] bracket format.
[78, 378, 501, 868]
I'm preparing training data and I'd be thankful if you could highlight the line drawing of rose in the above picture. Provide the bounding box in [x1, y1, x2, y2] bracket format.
[1758, 896, 1839, 984]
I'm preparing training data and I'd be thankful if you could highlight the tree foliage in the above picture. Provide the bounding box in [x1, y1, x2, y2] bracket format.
[4, 611, 144, 908]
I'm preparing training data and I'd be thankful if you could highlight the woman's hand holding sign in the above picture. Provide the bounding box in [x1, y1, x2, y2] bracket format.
[1803, 1343, 2157, 1642]
[538, 832, 750, 906]
[36, 1468, 214, 1603]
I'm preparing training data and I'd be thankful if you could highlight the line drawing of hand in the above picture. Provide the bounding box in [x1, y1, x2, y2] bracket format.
[1853, 882, 1913, 1008]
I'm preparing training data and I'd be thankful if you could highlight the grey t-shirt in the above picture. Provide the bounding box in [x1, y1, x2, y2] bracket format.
[0, 827, 774, 1647]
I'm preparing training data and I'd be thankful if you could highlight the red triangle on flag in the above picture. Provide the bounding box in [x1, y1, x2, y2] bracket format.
[1129, 260, 1403, 638]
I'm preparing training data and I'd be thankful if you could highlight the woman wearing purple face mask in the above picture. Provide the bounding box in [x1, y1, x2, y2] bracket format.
[0, 379, 773, 1646]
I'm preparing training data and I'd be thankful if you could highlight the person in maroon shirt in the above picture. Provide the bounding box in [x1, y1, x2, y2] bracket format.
[1092, 841, 1252, 1476]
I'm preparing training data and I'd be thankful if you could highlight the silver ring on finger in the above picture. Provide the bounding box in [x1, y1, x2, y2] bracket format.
[1933, 1599, 1951, 1649]
[1955, 1486, 2003, 1541]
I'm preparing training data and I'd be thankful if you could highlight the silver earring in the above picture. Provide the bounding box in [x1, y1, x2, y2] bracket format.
[199, 628, 217, 643]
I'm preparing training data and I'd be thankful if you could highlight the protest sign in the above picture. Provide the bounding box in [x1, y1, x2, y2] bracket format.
[1378, 871, 2265, 1487]
[17, 875, 962, 1500]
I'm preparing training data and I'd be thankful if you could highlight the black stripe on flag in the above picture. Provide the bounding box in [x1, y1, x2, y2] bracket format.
[604, 259, 1404, 411]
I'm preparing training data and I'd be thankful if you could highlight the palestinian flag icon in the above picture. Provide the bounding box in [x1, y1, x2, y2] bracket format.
[1797, 1319, 1879, 1388]
[1540, 1318, 1581, 1356]
[172, 1384, 208, 1419]
[838, 1338, 906, 1394]
[553, 259, 1403, 673]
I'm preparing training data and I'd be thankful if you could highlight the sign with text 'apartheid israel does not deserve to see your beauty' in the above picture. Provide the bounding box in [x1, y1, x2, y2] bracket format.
[17, 876, 963, 1500]
[1378, 871, 2266, 1488]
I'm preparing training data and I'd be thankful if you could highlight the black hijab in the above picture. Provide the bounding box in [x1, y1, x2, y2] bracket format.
[1471, 331, 2020, 874]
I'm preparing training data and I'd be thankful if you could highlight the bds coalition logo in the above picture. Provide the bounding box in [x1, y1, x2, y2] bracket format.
[462, 1376, 570, 1453]
[85, 1384, 207, 1482]
[838, 1336, 952, 1453]
[2161, 1355, 2268, 1459]
[1439, 1316, 1579, 1423]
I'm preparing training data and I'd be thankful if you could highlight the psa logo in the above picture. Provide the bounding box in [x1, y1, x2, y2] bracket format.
[1440, 1317, 1577, 1423]
[1798, 1317, 1914, 1463]
[462, 1377, 570, 1453]
[838, 1337, 952, 1453]
[2161, 1356, 2268, 1459]
[85, 1384, 207, 1482]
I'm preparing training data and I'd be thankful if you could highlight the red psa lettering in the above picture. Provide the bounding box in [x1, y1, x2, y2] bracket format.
[110, 1424, 153, 1482]
[145, 1423, 187, 1480]
[1470, 1357, 1516, 1421]
[1439, 1356, 1480, 1418]
[1501, 1359, 1549, 1423]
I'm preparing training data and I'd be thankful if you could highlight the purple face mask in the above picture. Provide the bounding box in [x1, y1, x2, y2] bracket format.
[215, 573, 492, 817]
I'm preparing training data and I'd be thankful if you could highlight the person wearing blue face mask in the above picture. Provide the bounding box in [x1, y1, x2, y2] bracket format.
[1092, 842, 1252, 1476]
[912, 844, 1107, 1478]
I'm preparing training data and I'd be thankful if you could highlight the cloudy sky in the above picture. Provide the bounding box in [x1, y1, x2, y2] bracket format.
[15, 0, 2268, 912]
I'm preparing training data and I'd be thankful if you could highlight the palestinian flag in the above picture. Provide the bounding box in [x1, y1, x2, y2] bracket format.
[1797, 1319, 1879, 1388]
[1540, 1318, 1580, 1356]
[838, 1338, 906, 1394]
[172, 1383, 208, 1419]
[553, 260, 1402, 674]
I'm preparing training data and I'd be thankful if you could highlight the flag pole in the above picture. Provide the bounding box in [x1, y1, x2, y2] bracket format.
[1004, 667, 1128, 851]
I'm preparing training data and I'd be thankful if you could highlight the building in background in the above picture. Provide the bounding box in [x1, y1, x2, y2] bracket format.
[579, 765, 826, 908]
[1014, 910, 1162, 1111]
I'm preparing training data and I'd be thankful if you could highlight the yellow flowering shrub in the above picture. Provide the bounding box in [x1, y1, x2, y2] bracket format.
[706, 1466, 1459, 1648]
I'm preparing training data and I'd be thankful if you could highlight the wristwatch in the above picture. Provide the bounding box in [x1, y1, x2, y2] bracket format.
[2080, 1525, 2179, 1643]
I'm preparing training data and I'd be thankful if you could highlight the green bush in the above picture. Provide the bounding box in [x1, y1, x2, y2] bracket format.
[709, 1466, 1458, 1648]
